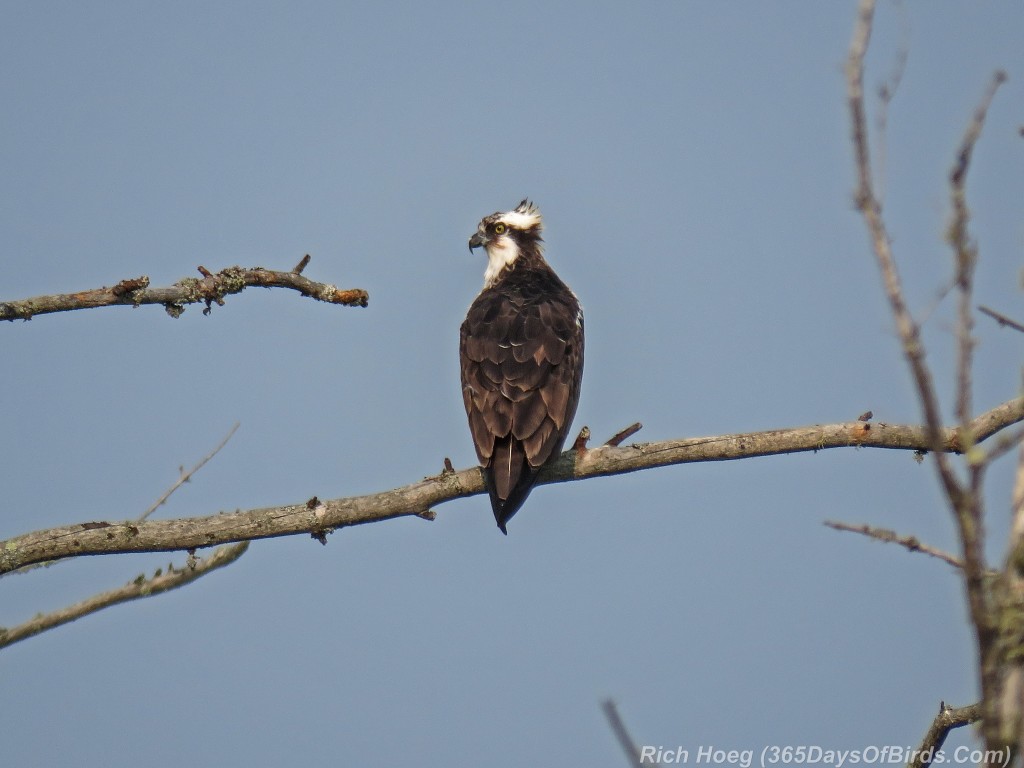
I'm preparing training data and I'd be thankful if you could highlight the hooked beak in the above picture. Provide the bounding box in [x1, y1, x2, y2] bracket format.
[468, 231, 489, 253]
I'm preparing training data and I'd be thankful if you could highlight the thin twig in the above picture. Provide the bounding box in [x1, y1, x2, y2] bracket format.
[949, 68, 1007, 460]
[950, 71, 1008, 188]
[873, 2, 909, 205]
[0, 261, 368, 321]
[1, 397, 1021, 573]
[0, 543, 249, 650]
[8, 423, 242, 578]
[847, 0, 962, 515]
[824, 520, 964, 570]
[981, 424, 1024, 468]
[979, 305, 1024, 334]
[140, 422, 240, 521]
[601, 700, 648, 768]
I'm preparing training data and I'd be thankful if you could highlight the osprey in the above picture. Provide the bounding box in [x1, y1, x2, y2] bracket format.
[460, 200, 584, 534]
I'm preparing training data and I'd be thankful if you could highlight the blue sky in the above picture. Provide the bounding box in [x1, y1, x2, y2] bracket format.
[2, 2, 1022, 766]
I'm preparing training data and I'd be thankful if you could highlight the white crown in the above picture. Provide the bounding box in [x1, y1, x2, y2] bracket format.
[496, 199, 543, 231]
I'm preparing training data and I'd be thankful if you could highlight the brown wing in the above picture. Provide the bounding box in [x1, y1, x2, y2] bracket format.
[460, 279, 583, 532]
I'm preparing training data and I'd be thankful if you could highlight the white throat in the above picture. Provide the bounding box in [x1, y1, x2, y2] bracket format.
[483, 237, 521, 287]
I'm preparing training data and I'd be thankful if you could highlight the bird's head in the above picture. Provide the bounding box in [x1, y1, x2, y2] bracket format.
[468, 199, 544, 287]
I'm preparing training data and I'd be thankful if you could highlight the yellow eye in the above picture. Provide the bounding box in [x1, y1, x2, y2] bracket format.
[493, 223, 506, 234]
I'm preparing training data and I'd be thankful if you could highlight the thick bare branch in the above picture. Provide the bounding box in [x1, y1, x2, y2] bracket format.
[0, 543, 248, 650]
[0, 262, 368, 321]
[1, 397, 1020, 574]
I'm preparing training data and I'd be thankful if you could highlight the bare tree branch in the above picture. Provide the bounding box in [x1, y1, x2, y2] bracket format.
[2, 427, 249, 649]
[1, 397, 1020, 574]
[0, 543, 248, 650]
[824, 520, 965, 570]
[601, 699, 648, 768]
[1011, 437, 1024, 546]
[908, 701, 982, 768]
[9, 422, 242, 578]
[0, 261, 368, 321]
[996, 429, 1024, 747]
[948, 69, 1006, 551]
[848, 0, 1009, 755]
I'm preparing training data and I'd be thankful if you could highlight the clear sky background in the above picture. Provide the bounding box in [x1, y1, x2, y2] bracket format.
[2, 2, 1022, 766]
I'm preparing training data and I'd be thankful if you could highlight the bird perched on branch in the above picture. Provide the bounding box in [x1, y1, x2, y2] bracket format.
[460, 200, 584, 534]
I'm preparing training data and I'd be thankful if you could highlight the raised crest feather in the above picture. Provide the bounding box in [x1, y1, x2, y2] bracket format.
[497, 199, 543, 232]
